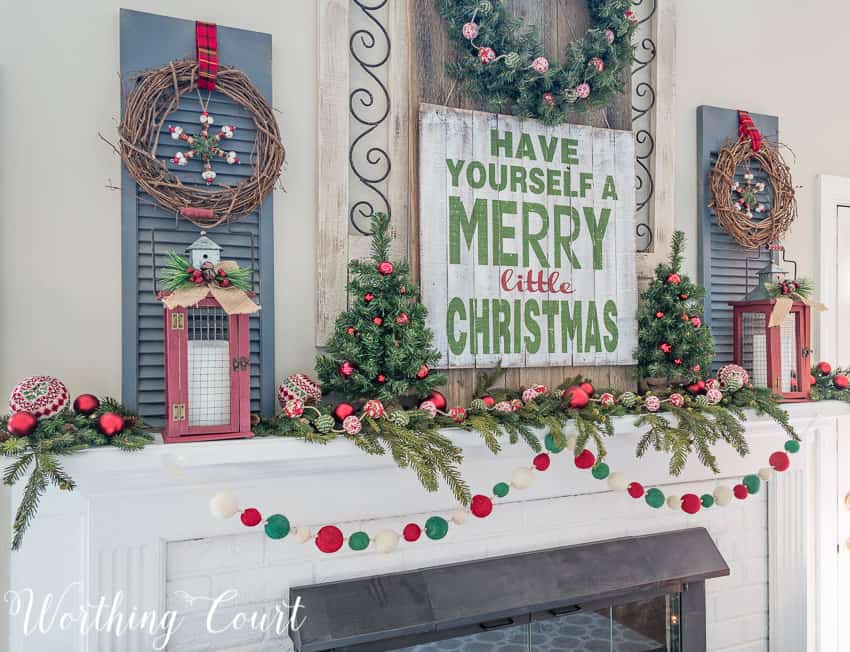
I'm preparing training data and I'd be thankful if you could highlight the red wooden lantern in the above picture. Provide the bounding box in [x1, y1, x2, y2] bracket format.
[160, 234, 255, 443]
[730, 260, 812, 402]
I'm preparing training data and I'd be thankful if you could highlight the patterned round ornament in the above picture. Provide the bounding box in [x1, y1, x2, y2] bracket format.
[668, 393, 685, 408]
[589, 56, 605, 72]
[599, 392, 615, 407]
[478, 47, 496, 64]
[462, 21, 479, 40]
[363, 400, 385, 419]
[644, 395, 661, 412]
[575, 82, 591, 99]
[706, 388, 723, 405]
[717, 364, 749, 388]
[469, 398, 487, 411]
[531, 56, 549, 73]
[277, 373, 322, 406]
[504, 52, 522, 68]
[522, 388, 539, 403]
[342, 415, 362, 435]
[705, 378, 719, 391]
[283, 399, 305, 418]
[494, 401, 513, 413]
[9, 376, 69, 420]
[419, 401, 438, 418]
[449, 406, 467, 423]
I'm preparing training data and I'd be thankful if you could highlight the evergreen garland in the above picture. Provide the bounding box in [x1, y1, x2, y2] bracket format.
[435, 0, 637, 123]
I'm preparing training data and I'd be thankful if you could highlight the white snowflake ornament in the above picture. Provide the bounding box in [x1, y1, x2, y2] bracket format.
[225, 151, 239, 165]
[169, 125, 184, 140]
[201, 169, 217, 185]
[168, 111, 241, 183]
[199, 111, 214, 125]
[220, 125, 236, 139]
[171, 152, 189, 166]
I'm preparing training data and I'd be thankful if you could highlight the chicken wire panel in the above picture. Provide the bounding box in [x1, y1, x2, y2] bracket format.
[780, 312, 798, 393]
[743, 312, 767, 389]
[187, 307, 231, 427]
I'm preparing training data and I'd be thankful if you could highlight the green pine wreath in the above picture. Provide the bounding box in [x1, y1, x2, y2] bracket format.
[435, 0, 638, 124]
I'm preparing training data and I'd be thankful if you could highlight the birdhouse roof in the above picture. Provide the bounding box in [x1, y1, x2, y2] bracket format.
[186, 232, 222, 252]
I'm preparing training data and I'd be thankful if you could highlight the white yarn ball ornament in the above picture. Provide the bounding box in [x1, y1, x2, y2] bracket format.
[293, 526, 312, 544]
[209, 491, 240, 519]
[511, 466, 534, 489]
[374, 530, 400, 554]
[714, 485, 733, 506]
[607, 471, 628, 492]
[451, 509, 468, 525]
[666, 495, 680, 510]
[566, 435, 577, 451]
[758, 467, 773, 482]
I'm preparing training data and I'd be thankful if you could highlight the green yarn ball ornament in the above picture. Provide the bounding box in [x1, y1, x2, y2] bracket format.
[315, 414, 335, 434]
[591, 463, 610, 480]
[493, 482, 510, 498]
[469, 398, 487, 411]
[695, 394, 709, 407]
[349, 531, 370, 551]
[785, 439, 800, 454]
[700, 494, 714, 508]
[619, 391, 637, 408]
[477, 0, 493, 14]
[743, 474, 761, 495]
[504, 52, 522, 68]
[724, 377, 742, 393]
[387, 411, 410, 427]
[425, 516, 449, 540]
[544, 433, 565, 453]
[645, 488, 665, 508]
[563, 88, 579, 104]
[264, 514, 291, 540]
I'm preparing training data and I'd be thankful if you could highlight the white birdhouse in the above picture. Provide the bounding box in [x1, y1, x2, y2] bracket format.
[186, 231, 222, 268]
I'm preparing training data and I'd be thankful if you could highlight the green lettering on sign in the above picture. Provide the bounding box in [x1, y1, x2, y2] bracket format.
[449, 196, 488, 265]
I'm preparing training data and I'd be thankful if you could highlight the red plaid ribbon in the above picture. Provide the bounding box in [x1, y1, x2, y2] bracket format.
[737, 110, 762, 152]
[196, 21, 218, 90]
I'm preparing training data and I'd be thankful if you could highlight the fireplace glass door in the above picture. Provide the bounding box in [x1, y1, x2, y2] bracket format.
[396, 592, 681, 651]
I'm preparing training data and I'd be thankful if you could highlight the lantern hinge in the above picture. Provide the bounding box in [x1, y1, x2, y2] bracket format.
[232, 356, 249, 371]
[171, 313, 185, 330]
[171, 403, 186, 421]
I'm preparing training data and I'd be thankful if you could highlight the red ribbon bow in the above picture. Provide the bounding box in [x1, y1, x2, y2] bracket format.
[737, 110, 762, 152]
[196, 22, 219, 90]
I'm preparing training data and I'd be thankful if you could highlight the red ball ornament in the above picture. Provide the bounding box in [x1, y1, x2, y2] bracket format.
[240, 508, 262, 527]
[97, 412, 125, 437]
[574, 449, 595, 469]
[364, 293, 375, 302]
[339, 361, 355, 378]
[817, 361, 832, 375]
[666, 273, 681, 285]
[333, 402, 355, 421]
[542, 92, 555, 106]
[6, 412, 37, 437]
[470, 494, 493, 518]
[416, 365, 430, 379]
[396, 313, 409, 326]
[733, 484, 749, 500]
[655, 311, 664, 319]
[834, 374, 849, 389]
[579, 381, 594, 397]
[659, 343, 672, 353]
[627, 482, 645, 498]
[533, 453, 551, 471]
[681, 493, 701, 514]
[428, 391, 447, 411]
[403, 523, 421, 542]
[679, 293, 689, 300]
[315, 525, 344, 553]
[769, 450, 791, 472]
[562, 386, 590, 409]
[376, 374, 387, 384]
[481, 395, 495, 408]
[377, 261, 394, 275]
[372, 317, 384, 326]
[346, 327, 357, 336]
[73, 394, 101, 416]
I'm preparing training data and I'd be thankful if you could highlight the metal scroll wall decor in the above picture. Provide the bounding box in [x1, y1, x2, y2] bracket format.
[346, 0, 659, 249]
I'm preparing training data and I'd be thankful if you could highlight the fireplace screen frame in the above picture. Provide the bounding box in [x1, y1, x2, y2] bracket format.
[290, 528, 728, 652]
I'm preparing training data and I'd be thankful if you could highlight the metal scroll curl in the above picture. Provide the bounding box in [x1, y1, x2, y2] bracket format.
[631, 0, 657, 253]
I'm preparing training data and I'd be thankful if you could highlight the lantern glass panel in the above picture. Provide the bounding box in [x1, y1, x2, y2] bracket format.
[742, 312, 768, 388]
[187, 306, 231, 426]
[780, 311, 799, 393]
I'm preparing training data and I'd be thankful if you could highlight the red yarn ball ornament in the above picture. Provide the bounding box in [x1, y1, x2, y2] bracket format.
[428, 391, 447, 411]
[627, 482, 645, 498]
[240, 508, 262, 527]
[470, 494, 493, 518]
[533, 453, 551, 471]
[769, 450, 790, 472]
[681, 493, 701, 514]
[574, 449, 595, 469]
[733, 484, 749, 500]
[403, 523, 421, 542]
[315, 525, 344, 553]
[73, 394, 101, 416]
[333, 402, 355, 421]
[6, 412, 37, 437]
[97, 412, 125, 437]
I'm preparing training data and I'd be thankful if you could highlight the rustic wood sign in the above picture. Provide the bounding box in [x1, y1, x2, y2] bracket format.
[419, 104, 638, 368]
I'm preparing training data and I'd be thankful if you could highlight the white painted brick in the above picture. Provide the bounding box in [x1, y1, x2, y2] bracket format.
[168, 534, 263, 578]
[707, 613, 768, 650]
[714, 640, 768, 652]
[211, 561, 314, 607]
[714, 585, 768, 622]
[166, 575, 213, 613]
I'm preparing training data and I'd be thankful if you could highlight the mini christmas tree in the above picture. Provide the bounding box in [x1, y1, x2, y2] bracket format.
[316, 213, 447, 402]
[636, 231, 714, 383]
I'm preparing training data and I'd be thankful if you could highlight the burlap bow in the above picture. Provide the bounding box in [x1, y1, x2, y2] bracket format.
[768, 293, 826, 328]
[161, 261, 260, 315]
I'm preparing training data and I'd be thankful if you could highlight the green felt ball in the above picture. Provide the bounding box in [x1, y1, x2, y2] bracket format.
[544, 433, 565, 453]
[700, 494, 714, 508]
[425, 516, 449, 540]
[784, 439, 800, 454]
[264, 514, 290, 540]
[591, 463, 610, 480]
[645, 488, 665, 508]
[493, 482, 510, 498]
[349, 531, 370, 551]
[743, 474, 761, 495]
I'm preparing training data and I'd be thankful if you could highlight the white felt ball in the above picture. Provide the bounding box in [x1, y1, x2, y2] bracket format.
[714, 485, 733, 506]
[758, 467, 773, 482]
[451, 509, 468, 525]
[374, 530, 399, 554]
[209, 491, 240, 519]
[666, 495, 680, 510]
[566, 435, 577, 451]
[293, 526, 312, 544]
[607, 471, 628, 492]
[511, 466, 534, 489]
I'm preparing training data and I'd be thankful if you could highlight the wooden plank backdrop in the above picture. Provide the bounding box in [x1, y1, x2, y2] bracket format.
[408, 0, 637, 404]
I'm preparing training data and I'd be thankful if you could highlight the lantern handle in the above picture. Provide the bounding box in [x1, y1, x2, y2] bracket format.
[743, 248, 767, 296]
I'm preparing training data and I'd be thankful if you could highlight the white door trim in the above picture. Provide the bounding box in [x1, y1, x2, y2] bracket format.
[816, 174, 850, 363]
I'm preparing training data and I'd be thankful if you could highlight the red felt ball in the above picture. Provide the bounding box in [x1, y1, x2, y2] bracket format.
[377, 261, 394, 276]
[364, 293, 375, 302]
[579, 382, 594, 397]
[655, 311, 664, 319]
[533, 453, 551, 471]
[403, 523, 421, 542]
[376, 375, 387, 384]
[333, 402, 355, 421]
[561, 386, 590, 409]
[315, 525, 344, 553]
[372, 317, 383, 326]
[73, 394, 101, 416]
[733, 484, 749, 500]
[679, 293, 689, 300]
[817, 361, 832, 375]
[339, 361, 355, 377]
[769, 450, 790, 472]
[681, 493, 701, 514]
[347, 327, 357, 336]
[240, 508, 262, 527]
[6, 412, 37, 437]
[481, 395, 495, 408]
[834, 374, 849, 390]
[416, 365, 429, 379]
[627, 482, 644, 498]
[574, 449, 595, 469]
[470, 494, 493, 518]
[428, 391, 447, 411]
[97, 412, 125, 437]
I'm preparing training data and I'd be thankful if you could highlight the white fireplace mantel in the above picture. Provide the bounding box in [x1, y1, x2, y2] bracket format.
[7, 401, 850, 651]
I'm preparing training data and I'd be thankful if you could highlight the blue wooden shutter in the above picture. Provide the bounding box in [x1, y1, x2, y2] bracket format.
[697, 106, 778, 372]
[120, 9, 275, 424]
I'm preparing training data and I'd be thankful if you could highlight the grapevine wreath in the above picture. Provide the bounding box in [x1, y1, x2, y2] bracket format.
[708, 112, 796, 249]
[112, 60, 285, 228]
[435, 0, 638, 123]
